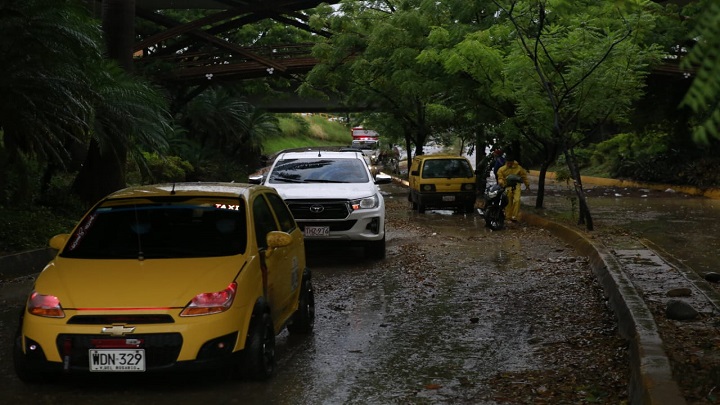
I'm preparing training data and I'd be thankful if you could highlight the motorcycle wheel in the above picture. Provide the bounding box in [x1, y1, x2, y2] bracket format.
[484, 207, 505, 230]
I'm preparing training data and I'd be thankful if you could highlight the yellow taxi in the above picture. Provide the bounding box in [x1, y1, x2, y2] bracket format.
[408, 154, 477, 213]
[13, 182, 313, 381]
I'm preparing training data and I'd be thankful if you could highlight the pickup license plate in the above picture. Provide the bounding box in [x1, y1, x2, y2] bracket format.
[304, 226, 330, 237]
[89, 349, 145, 372]
[442, 195, 456, 202]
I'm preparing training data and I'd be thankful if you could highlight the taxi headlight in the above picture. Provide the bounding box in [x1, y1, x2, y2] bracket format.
[28, 291, 65, 318]
[181, 282, 237, 317]
[350, 195, 379, 210]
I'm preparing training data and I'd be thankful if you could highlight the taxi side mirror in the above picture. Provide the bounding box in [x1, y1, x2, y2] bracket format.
[49, 234, 70, 251]
[264, 231, 293, 258]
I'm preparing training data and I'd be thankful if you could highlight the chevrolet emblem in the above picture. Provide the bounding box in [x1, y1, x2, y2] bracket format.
[101, 325, 136, 337]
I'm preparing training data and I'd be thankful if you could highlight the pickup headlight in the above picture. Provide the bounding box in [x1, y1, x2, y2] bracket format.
[350, 195, 379, 210]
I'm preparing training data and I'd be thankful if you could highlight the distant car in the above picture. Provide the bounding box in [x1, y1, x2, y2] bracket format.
[251, 150, 392, 259]
[14, 182, 313, 382]
[408, 154, 477, 213]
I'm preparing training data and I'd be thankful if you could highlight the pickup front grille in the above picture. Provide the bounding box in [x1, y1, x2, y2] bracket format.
[298, 221, 357, 232]
[286, 199, 350, 220]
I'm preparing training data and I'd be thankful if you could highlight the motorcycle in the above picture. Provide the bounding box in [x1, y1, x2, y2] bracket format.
[482, 184, 508, 230]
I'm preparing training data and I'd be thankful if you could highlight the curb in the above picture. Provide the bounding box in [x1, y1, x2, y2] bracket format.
[522, 212, 686, 405]
[529, 170, 720, 200]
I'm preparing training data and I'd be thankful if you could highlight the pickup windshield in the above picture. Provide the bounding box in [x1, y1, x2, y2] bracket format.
[268, 158, 369, 184]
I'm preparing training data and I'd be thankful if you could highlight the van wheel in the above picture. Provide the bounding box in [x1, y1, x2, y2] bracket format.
[464, 201, 476, 213]
[240, 311, 275, 380]
[408, 192, 418, 210]
[287, 272, 315, 335]
[418, 200, 426, 213]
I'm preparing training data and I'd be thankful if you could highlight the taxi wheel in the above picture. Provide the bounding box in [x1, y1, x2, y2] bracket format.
[241, 311, 275, 380]
[13, 335, 52, 383]
[418, 200, 426, 213]
[287, 273, 315, 335]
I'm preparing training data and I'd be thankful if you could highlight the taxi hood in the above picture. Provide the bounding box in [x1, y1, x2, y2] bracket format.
[33, 256, 248, 310]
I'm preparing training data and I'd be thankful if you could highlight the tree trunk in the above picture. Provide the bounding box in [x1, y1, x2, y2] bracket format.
[72, 0, 135, 203]
[535, 161, 550, 209]
[563, 149, 594, 231]
[102, 0, 135, 72]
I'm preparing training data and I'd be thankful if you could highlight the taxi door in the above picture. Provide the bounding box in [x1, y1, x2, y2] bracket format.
[251, 193, 301, 327]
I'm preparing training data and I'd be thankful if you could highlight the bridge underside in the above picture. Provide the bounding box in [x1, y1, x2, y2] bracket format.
[89, 0, 339, 86]
[89, 0, 692, 113]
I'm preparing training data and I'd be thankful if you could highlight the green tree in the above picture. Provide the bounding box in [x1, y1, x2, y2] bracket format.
[680, 0, 720, 144]
[175, 87, 280, 179]
[489, 0, 662, 230]
[71, 60, 173, 200]
[303, 0, 458, 161]
[0, 0, 101, 204]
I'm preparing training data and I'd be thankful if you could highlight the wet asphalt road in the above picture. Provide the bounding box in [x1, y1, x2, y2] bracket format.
[0, 182, 628, 404]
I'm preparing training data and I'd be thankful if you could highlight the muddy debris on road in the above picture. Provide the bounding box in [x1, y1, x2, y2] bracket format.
[373, 190, 630, 403]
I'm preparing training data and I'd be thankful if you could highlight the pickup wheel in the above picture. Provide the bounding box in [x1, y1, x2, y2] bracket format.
[365, 236, 386, 260]
[287, 272, 315, 335]
[240, 311, 275, 380]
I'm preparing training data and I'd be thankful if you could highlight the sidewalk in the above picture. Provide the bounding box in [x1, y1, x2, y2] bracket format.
[523, 172, 720, 405]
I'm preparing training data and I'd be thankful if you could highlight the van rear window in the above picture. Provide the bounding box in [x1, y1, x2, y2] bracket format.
[421, 159, 474, 178]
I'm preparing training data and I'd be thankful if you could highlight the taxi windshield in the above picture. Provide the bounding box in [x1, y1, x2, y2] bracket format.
[61, 198, 247, 259]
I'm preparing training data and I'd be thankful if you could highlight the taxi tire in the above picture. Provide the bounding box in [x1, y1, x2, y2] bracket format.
[13, 334, 51, 383]
[287, 273, 315, 335]
[13, 311, 50, 384]
[241, 311, 275, 380]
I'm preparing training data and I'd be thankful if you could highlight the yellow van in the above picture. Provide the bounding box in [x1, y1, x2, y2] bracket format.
[408, 154, 477, 213]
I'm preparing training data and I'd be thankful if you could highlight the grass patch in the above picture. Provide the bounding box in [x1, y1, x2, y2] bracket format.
[264, 114, 351, 156]
[0, 207, 79, 255]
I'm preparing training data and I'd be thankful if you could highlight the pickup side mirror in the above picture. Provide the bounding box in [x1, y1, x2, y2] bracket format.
[248, 174, 264, 184]
[375, 173, 392, 184]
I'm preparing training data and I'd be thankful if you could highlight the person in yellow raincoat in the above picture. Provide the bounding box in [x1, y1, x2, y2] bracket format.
[496, 156, 530, 222]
